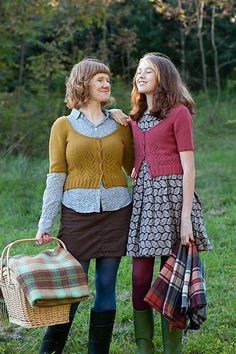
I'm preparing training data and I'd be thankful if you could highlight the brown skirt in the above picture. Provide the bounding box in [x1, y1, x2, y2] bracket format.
[57, 203, 132, 261]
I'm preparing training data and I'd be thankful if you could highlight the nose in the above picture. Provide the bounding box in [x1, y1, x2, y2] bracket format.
[103, 82, 110, 89]
[137, 71, 145, 79]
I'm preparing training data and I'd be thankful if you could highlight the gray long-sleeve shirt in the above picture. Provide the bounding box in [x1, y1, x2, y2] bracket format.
[38, 109, 132, 233]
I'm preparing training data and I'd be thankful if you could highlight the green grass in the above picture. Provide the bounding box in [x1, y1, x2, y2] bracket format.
[0, 93, 236, 353]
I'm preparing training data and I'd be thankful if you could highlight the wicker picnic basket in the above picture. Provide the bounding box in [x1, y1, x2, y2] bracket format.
[0, 238, 71, 328]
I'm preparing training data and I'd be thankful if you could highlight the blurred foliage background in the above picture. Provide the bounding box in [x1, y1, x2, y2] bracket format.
[0, 0, 235, 156]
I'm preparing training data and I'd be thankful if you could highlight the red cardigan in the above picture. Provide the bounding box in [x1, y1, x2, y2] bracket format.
[129, 104, 194, 177]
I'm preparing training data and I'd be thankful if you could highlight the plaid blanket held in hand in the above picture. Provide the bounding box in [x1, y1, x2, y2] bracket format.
[6, 246, 89, 307]
[145, 241, 207, 330]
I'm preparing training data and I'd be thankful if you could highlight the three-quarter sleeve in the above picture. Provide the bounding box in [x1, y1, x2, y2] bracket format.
[49, 117, 68, 173]
[174, 106, 194, 152]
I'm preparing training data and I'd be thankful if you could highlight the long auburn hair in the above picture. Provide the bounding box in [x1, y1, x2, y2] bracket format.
[130, 53, 195, 120]
[65, 58, 111, 109]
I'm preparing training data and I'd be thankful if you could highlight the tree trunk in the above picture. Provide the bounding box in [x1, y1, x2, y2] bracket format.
[211, 3, 221, 122]
[178, 0, 186, 81]
[195, 0, 212, 121]
[100, 0, 108, 64]
[11, 39, 25, 150]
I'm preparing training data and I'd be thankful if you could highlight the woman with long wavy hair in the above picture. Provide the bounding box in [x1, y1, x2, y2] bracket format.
[126, 53, 212, 354]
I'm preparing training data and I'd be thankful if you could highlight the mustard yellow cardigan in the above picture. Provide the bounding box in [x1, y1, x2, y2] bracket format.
[49, 117, 134, 189]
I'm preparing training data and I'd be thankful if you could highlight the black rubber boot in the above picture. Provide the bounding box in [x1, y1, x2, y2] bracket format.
[88, 309, 116, 354]
[38, 302, 79, 354]
[133, 309, 154, 354]
[38, 319, 73, 354]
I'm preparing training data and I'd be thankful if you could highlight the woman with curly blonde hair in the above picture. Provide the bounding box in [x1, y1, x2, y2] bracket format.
[36, 58, 133, 354]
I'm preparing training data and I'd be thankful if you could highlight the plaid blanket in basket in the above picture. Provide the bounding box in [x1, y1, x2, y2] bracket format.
[5, 246, 89, 307]
[145, 241, 206, 330]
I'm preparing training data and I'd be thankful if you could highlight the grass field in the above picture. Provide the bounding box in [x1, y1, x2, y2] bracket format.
[0, 93, 235, 353]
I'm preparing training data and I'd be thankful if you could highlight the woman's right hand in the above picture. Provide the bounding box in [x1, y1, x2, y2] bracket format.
[35, 230, 52, 245]
[180, 217, 194, 246]
[131, 168, 138, 181]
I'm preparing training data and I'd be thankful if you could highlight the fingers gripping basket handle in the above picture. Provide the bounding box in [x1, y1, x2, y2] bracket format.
[0, 237, 67, 283]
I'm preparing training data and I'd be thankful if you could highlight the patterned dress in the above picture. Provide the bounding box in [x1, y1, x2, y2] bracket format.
[126, 113, 212, 257]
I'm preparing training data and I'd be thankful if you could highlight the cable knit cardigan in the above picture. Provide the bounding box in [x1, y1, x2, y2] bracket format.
[49, 116, 134, 189]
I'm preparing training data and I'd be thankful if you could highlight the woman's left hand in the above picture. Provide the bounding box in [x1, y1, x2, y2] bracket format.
[110, 109, 128, 126]
[180, 217, 194, 246]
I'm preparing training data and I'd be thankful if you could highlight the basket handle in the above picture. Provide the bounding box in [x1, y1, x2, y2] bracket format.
[0, 237, 67, 282]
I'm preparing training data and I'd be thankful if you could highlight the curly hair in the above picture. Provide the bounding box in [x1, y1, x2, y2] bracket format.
[130, 53, 195, 120]
[65, 58, 111, 109]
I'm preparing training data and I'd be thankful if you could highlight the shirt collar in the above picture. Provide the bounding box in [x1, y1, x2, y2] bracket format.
[69, 108, 81, 120]
[68, 108, 111, 123]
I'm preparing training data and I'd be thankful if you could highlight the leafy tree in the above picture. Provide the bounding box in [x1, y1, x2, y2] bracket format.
[0, 0, 235, 155]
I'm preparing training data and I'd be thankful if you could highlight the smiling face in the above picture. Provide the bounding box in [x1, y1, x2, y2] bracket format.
[135, 59, 158, 95]
[88, 73, 111, 103]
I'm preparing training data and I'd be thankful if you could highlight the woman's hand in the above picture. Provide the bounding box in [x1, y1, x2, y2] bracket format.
[35, 230, 52, 245]
[110, 109, 128, 126]
[131, 168, 138, 181]
[180, 216, 194, 246]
